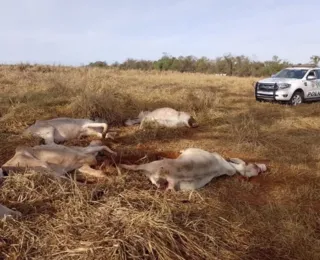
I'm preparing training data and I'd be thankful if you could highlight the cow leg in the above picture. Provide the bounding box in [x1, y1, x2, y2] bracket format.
[93, 132, 103, 139]
[105, 132, 117, 140]
[165, 176, 177, 191]
[0, 204, 22, 219]
[82, 123, 108, 137]
[139, 118, 146, 129]
[76, 164, 106, 178]
[81, 145, 117, 156]
[79, 131, 103, 139]
[149, 174, 161, 188]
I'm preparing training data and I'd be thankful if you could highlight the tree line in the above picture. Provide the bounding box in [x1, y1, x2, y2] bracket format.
[88, 54, 320, 77]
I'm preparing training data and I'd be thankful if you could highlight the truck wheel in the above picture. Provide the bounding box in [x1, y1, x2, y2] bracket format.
[289, 91, 304, 106]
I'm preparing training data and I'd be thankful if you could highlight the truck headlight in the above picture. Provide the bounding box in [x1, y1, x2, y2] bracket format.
[278, 83, 291, 89]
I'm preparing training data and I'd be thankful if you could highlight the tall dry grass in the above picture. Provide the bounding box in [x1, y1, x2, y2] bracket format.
[0, 65, 319, 259]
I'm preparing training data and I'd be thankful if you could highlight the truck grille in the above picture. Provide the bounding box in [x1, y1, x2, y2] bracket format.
[258, 83, 277, 92]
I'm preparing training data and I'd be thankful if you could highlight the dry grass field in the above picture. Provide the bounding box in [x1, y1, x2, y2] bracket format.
[0, 65, 319, 260]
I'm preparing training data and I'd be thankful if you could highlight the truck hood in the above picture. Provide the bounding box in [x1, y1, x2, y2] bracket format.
[258, 77, 298, 84]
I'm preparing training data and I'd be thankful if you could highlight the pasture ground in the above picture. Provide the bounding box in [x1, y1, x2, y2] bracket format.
[0, 65, 319, 259]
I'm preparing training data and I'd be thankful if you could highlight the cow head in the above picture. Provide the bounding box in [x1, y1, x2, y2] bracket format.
[228, 158, 267, 177]
[187, 116, 199, 128]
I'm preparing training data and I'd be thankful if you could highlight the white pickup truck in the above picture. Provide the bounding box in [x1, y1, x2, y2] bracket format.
[254, 66, 320, 105]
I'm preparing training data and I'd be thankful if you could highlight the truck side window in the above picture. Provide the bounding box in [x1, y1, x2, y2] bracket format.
[308, 70, 316, 77]
[317, 70, 320, 79]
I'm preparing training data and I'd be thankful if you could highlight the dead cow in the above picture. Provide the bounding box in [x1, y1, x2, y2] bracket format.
[119, 148, 267, 191]
[23, 117, 111, 144]
[1, 140, 116, 179]
[0, 169, 22, 219]
[0, 203, 22, 219]
[125, 107, 199, 129]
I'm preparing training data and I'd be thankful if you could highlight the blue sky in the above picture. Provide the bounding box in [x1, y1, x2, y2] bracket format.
[1, 0, 319, 65]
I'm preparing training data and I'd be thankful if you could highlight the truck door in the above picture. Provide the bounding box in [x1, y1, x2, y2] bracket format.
[305, 70, 318, 99]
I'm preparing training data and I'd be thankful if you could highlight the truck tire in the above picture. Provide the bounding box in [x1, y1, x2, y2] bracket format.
[289, 91, 304, 106]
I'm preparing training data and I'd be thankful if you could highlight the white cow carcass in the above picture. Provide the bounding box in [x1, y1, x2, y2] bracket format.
[1, 140, 116, 179]
[0, 168, 22, 219]
[23, 117, 111, 144]
[0, 204, 22, 219]
[119, 148, 267, 191]
[125, 107, 199, 129]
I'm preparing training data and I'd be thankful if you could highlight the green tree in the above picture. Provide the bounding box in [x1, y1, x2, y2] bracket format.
[88, 53, 299, 77]
[153, 53, 175, 71]
[195, 57, 210, 73]
[87, 61, 108, 68]
[310, 55, 320, 66]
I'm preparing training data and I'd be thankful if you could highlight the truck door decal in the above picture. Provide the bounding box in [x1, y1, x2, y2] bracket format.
[307, 91, 320, 97]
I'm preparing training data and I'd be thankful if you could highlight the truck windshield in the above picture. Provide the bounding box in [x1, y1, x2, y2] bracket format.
[273, 69, 308, 79]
